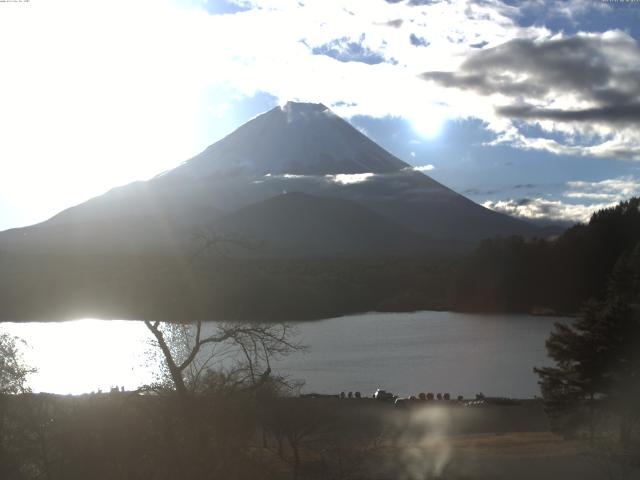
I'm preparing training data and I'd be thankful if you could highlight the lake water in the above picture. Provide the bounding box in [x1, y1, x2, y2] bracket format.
[3, 311, 564, 398]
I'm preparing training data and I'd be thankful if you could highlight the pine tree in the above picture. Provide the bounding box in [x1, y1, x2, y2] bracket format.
[534, 244, 640, 444]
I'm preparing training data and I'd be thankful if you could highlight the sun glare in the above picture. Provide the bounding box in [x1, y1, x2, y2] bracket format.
[4, 319, 154, 395]
[0, 0, 210, 229]
[410, 109, 447, 139]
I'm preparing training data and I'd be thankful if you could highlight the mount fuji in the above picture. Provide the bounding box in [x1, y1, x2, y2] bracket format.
[0, 102, 545, 257]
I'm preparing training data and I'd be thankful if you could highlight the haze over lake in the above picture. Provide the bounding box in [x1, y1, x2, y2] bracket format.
[4, 311, 561, 398]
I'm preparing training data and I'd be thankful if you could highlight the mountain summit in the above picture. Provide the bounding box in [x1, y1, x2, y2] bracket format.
[0, 101, 545, 255]
[168, 101, 407, 178]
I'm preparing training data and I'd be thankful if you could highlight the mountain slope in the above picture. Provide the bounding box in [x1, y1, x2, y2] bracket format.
[213, 191, 427, 257]
[0, 101, 549, 255]
[168, 102, 408, 178]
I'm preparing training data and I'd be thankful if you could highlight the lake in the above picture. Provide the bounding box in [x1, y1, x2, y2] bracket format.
[2, 311, 564, 398]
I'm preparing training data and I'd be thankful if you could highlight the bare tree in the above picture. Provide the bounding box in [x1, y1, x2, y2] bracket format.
[144, 229, 303, 400]
[144, 320, 302, 397]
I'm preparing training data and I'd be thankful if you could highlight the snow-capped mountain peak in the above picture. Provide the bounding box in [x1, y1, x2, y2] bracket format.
[169, 101, 408, 178]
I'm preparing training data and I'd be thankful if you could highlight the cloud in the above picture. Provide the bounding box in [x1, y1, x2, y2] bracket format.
[409, 33, 429, 47]
[508, 0, 613, 27]
[310, 35, 390, 65]
[496, 103, 640, 125]
[266, 172, 382, 186]
[281, 174, 311, 179]
[483, 176, 640, 223]
[327, 173, 376, 185]
[565, 176, 640, 201]
[465, 188, 498, 196]
[564, 192, 614, 200]
[464, 183, 537, 196]
[426, 33, 640, 107]
[483, 197, 609, 224]
[491, 132, 640, 161]
[201, 0, 252, 15]
[385, 18, 404, 28]
[411, 164, 435, 172]
[422, 32, 640, 159]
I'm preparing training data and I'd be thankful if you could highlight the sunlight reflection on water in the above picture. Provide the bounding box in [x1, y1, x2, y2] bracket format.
[4, 319, 155, 395]
[2, 312, 563, 397]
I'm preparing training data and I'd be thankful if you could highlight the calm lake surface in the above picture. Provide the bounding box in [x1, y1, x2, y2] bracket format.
[3, 311, 564, 398]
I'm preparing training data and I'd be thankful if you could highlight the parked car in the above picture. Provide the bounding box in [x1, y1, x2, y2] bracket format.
[373, 388, 396, 402]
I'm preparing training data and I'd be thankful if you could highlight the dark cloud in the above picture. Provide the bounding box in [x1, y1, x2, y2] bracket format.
[423, 71, 548, 97]
[497, 103, 640, 124]
[421, 34, 640, 126]
[464, 183, 538, 196]
[515, 198, 533, 207]
[464, 188, 498, 195]
[385, 19, 404, 28]
[312, 36, 388, 65]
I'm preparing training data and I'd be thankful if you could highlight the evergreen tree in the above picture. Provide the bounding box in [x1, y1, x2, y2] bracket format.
[534, 244, 640, 444]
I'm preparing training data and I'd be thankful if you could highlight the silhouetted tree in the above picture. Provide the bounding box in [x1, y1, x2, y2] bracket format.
[535, 244, 640, 445]
[144, 230, 303, 398]
[261, 393, 380, 480]
[144, 320, 301, 397]
[0, 332, 35, 477]
[451, 197, 640, 314]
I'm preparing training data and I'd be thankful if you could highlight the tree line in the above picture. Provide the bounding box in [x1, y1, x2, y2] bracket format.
[450, 198, 640, 314]
[529, 200, 640, 463]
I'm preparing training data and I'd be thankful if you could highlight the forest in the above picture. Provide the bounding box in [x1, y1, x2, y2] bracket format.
[450, 198, 640, 314]
[2, 199, 640, 322]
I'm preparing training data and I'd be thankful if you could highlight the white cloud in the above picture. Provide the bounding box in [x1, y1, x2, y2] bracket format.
[412, 164, 435, 172]
[483, 175, 640, 223]
[282, 174, 310, 179]
[483, 198, 611, 224]
[327, 173, 375, 185]
[565, 176, 640, 201]
[489, 132, 640, 162]
[564, 192, 615, 200]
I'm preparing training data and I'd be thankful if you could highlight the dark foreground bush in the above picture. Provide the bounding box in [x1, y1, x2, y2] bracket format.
[0, 392, 387, 480]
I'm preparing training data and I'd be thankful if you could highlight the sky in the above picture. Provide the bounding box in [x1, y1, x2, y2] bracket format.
[1, 0, 639, 230]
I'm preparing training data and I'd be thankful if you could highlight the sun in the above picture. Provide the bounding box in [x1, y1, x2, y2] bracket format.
[409, 105, 448, 139]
